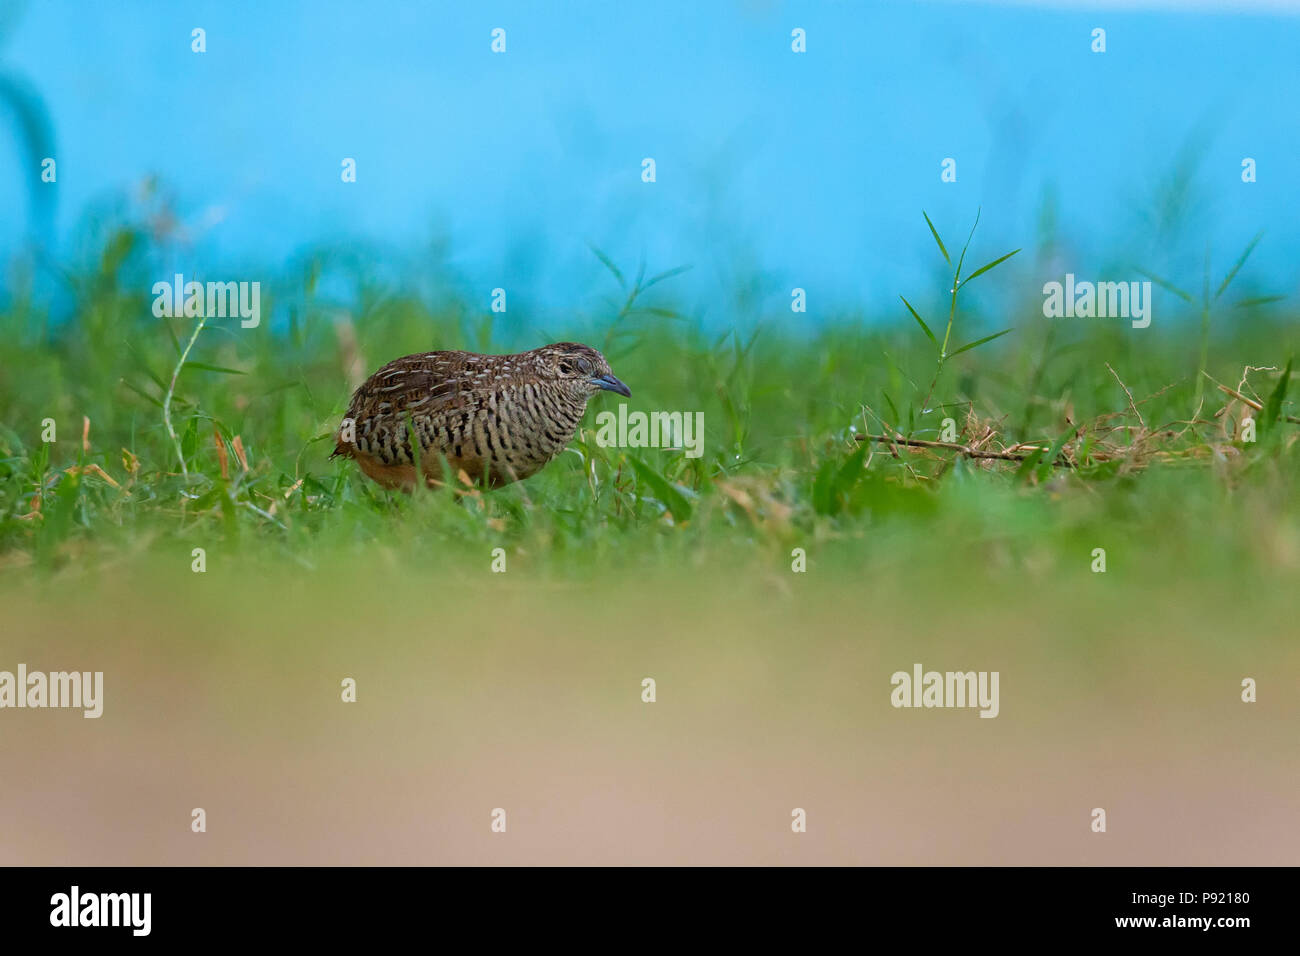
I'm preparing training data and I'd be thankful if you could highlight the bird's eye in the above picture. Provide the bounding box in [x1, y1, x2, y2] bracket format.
[575, 357, 593, 375]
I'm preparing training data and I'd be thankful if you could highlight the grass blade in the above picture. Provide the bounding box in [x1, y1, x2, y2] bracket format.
[952, 208, 982, 284]
[1261, 357, 1292, 434]
[120, 379, 163, 408]
[881, 390, 901, 425]
[182, 362, 248, 375]
[587, 244, 626, 290]
[1014, 446, 1045, 484]
[1036, 430, 1074, 480]
[1234, 295, 1285, 309]
[641, 264, 693, 293]
[922, 211, 950, 266]
[900, 296, 937, 346]
[959, 248, 1020, 288]
[949, 328, 1013, 358]
[1137, 268, 1194, 303]
[628, 455, 693, 522]
[1215, 230, 1263, 300]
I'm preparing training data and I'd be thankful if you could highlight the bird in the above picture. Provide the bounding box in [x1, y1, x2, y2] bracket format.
[331, 342, 630, 491]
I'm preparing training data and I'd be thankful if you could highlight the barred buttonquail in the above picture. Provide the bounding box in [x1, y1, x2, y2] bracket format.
[331, 342, 630, 490]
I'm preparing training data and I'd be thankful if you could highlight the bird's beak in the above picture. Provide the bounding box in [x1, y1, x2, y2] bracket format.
[592, 373, 631, 397]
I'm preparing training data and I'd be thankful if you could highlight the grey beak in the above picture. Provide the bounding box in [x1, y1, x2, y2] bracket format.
[592, 373, 631, 397]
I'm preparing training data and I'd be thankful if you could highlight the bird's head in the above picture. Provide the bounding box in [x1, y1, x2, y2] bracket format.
[538, 342, 631, 400]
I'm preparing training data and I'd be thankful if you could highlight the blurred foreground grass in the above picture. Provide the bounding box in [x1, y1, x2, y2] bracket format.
[3, 560, 1298, 864]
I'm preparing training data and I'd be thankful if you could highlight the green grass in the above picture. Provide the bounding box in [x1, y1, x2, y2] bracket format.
[1, 212, 1297, 596]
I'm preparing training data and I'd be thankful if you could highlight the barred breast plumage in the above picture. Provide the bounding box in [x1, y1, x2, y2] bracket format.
[330, 342, 630, 490]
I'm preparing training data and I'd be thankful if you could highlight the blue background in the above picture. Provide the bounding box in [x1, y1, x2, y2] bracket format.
[1, 0, 1296, 322]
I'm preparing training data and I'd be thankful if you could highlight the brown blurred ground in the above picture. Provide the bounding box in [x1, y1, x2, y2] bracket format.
[1, 563, 1296, 865]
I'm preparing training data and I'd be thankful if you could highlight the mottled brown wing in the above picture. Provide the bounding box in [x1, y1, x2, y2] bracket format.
[331, 350, 498, 460]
